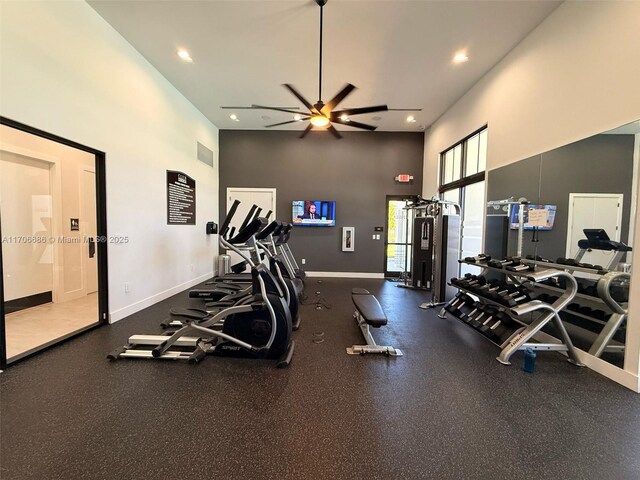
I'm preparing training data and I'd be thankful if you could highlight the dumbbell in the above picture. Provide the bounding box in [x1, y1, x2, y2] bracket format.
[493, 287, 531, 307]
[468, 305, 493, 329]
[485, 284, 523, 302]
[464, 254, 491, 264]
[578, 306, 594, 317]
[486, 312, 516, 343]
[474, 279, 503, 294]
[566, 302, 581, 312]
[456, 275, 489, 290]
[487, 257, 520, 269]
[478, 307, 499, 334]
[505, 263, 534, 273]
[526, 254, 551, 263]
[445, 294, 471, 316]
[459, 301, 484, 322]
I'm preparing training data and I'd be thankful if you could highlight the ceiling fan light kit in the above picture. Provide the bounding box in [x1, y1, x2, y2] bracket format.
[251, 0, 389, 139]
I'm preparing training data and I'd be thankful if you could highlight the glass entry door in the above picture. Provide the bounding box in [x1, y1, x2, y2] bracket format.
[0, 120, 107, 367]
[384, 196, 416, 277]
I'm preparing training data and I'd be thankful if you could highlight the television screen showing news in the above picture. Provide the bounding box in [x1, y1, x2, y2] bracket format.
[292, 200, 336, 226]
[509, 204, 557, 230]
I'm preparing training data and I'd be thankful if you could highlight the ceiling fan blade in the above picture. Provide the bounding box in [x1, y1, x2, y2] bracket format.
[221, 106, 301, 110]
[251, 105, 309, 115]
[283, 84, 316, 112]
[322, 84, 356, 114]
[299, 123, 313, 139]
[388, 108, 423, 112]
[332, 118, 377, 131]
[327, 124, 342, 139]
[332, 105, 389, 117]
[265, 120, 305, 128]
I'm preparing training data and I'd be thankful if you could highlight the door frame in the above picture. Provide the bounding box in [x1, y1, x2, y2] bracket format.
[0, 116, 109, 369]
[384, 195, 417, 277]
[226, 187, 277, 218]
[565, 193, 624, 258]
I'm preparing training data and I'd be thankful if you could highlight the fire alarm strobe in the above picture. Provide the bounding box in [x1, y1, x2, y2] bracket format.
[395, 174, 413, 182]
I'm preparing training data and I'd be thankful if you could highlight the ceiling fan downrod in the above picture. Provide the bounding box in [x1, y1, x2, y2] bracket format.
[316, 0, 327, 108]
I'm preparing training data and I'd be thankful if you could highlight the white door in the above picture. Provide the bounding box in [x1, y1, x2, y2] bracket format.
[225, 187, 277, 267]
[82, 169, 98, 294]
[566, 193, 624, 266]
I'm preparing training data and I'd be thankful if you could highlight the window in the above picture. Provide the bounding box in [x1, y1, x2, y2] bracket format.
[440, 127, 487, 189]
[439, 127, 488, 276]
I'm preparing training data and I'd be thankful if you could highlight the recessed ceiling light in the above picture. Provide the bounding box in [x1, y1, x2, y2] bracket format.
[229, 114, 239, 121]
[293, 114, 302, 121]
[177, 49, 193, 63]
[406, 115, 417, 123]
[453, 51, 469, 64]
[339, 114, 350, 122]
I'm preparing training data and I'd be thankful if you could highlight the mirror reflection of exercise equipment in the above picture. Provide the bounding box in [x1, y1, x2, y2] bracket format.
[0, 122, 104, 365]
[442, 118, 638, 369]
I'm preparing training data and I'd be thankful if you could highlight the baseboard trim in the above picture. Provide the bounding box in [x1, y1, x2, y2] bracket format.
[306, 271, 385, 279]
[5, 291, 52, 314]
[109, 272, 213, 323]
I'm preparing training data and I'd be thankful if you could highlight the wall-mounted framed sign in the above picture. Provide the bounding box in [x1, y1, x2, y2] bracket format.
[167, 170, 196, 225]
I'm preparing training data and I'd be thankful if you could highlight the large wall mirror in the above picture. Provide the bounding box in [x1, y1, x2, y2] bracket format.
[485, 119, 639, 368]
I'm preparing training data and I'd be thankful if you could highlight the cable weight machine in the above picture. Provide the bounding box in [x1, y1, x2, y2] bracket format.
[397, 196, 461, 308]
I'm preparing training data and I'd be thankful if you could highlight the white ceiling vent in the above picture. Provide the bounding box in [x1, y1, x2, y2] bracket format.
[197, 142, 214, 167]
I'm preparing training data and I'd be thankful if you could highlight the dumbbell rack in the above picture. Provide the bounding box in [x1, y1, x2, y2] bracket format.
[441, 261, 585, 367]
[520, 258, 629, 357]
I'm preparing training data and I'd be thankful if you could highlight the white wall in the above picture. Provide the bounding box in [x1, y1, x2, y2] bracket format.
[0, 1, 220, 322]
[422, 1, 640, 391]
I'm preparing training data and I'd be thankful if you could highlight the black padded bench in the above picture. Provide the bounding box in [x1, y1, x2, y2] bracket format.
[347, 288, 402, 356]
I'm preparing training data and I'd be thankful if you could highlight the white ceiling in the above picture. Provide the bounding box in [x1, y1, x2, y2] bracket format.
[88, 0, 560, 132]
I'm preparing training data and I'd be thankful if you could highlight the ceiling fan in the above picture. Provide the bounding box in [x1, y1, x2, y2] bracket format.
[252, 0, 389, 139]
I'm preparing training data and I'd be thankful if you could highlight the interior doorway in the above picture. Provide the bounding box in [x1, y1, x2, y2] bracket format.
[384, 195, 417, 278]
[225, 187, 276, 268]
[566, 193, 624, 266]
[0, 117, 108, 368]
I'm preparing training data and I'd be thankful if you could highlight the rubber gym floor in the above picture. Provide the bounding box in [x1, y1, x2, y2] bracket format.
[1, 278, 639, 479]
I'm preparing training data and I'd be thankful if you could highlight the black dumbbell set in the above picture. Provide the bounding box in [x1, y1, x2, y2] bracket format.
[451, 274, 532, 308]
[525, 254, 606, 273]
[443, 292, 520, 345]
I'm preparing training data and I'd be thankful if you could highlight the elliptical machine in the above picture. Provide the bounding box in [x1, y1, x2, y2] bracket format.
[107, 214, 295, 367]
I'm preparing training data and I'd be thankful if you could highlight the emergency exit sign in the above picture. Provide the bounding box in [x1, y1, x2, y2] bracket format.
[395, 174, 413, 183]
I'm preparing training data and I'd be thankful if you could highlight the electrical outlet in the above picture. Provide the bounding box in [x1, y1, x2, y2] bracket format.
[301, 259, 306, 265]
[372, 234, 376, 239]
[124, 282, 130, 293]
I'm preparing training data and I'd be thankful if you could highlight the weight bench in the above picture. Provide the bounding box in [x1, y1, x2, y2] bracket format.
[347, 288, 403, 356]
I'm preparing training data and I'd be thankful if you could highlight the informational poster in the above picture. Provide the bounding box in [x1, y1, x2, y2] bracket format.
[527, 207, 550, 228]
[167, 170, 196, 225]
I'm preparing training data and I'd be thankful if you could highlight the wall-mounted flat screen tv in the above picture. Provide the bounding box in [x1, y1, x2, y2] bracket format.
[509, 204, 557, 230]
[292, 200, 336, 226]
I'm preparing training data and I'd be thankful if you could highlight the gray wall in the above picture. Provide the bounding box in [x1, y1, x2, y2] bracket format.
[219, 130, 425, 272]
[485, 134, 635, 260]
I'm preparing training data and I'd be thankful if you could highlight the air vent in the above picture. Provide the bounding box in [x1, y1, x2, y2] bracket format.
[197, 142, 214, 167]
